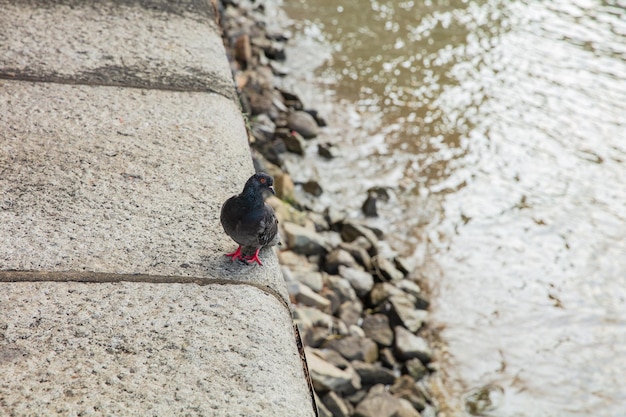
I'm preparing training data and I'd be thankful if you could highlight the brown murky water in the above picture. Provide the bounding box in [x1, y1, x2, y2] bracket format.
[273, 0, 626, 416]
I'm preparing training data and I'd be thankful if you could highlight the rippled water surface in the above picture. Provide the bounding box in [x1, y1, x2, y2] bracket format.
[276, 0, 626, 416]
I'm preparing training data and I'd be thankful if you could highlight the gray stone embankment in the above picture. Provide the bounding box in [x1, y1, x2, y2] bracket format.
[0, 0, 316, 415]
[219, 2, 440, 416]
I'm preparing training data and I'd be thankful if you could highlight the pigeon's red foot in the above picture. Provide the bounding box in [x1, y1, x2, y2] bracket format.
[244, 248, 263, 266]
[225, 246, 245, 262]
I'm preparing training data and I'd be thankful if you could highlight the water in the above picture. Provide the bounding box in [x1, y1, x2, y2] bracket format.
[274, 0, 626, 416]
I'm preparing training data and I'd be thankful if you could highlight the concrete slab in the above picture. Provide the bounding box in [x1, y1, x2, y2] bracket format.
[0, 0, 235, 100]
[0, 280, 314, 417]
[0, 79, 287, 300]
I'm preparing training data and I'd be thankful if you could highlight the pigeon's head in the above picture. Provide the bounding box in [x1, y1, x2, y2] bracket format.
[245, 172, 275, 196]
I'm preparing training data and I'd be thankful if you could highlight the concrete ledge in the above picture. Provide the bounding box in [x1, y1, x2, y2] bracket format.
[0, 80, 288, 301]
[0, 0, 235, 99]
[0, 281, 313, 416]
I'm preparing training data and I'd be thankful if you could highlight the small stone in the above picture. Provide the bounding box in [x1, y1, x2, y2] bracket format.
[362, 192, 378, 217]
[390, 375, 427, 411]
[318, 142, 340, 159]
[373, 256, 405, 282]
[338, 300, 363, 327]
[306, 348, 357, 393]
[296, 284, 331, 312]
[321, 391, 353, 417]
[394, 326, 432, 363]
[389, 295, 429, 332]
[250, 113, 276, 142]
[293, 306, 334, 329]
[351, 361, 396, 386]
[349, 324, 366, 338]
[325, 248, 359, 274]
[292, 270, 324, 292]
[378, 348, 399, 369]
[288, 110, 320, 139]
[339, 241, 372, 271]
[234, 33, 251, 69]
[395, 280, 430, 310]
[354, 390, 402, 417]
[307, 211, 330, 232]
[315, 392, 333, 417]
[396, 398, 422, 417]
[339, 266, 374, 297]
[369, 282, 405, 306]
[405, 358, 428, 381]
[273, 172, 295, 200]
[325, 335, 379, 363]
[325, 274, 358, 304]
[341, 221, 379, 247]
[284, 222, 330, 256]
[303, 180, 323, 196]
[361, 314, 394, 347]
[281, 130, 306, 155]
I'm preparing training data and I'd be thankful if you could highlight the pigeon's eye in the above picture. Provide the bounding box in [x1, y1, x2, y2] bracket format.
[259, 177, 266, 184]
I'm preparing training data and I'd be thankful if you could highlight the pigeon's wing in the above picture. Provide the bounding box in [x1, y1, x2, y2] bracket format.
[257, 204, 279, 247]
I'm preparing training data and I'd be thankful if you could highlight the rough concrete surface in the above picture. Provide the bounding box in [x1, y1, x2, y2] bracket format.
[0, 0, 315, 415]
[0, 281, 313, 417]
[0, 80, 288, 301]
[0, 0, 235, 99]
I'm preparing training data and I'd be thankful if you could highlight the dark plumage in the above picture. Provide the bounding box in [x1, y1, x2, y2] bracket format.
[220, 172, 280, 265]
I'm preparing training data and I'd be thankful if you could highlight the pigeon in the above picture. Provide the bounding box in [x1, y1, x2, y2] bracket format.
[220, 172, 280, 265]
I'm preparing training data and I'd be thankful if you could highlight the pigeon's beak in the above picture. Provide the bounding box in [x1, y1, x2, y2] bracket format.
[268, 185, 276, 195]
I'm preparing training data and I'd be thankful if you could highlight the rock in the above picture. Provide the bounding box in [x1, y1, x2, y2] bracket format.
[307, 211, 330, 232]
[283, 222, 330, 256]
[341, 221, 379, 248]
[354, 389, 402, 417]
[305, 326, 333, 348]
[262, 41, 286, 61]
[352, 361, 396, 386]
[234, 33, 252, 69]
[314, 348, 351, 370]
[395, 280, 430, 310]
[288, 110, 320, 139]
[315, 392, 333, 417]
[339, 266, 374, 297]
[293, 306, 334, 330]
[292, 270, 324, 292]
[396, 398, 423, 417]
[325, 274, 358, 304]
[394, 326, 432, 363]
[338, 300, 363, 327]
[325, 335, 379, 363]
[266, 196, 308, 227]
[304, 109, 327, 127]
[362, 191, 378, 217]
[321, 391, 353, 417]
[394, 256, 416, 276]
[378, 347, 399, 369]
[280, 130, 306, 155]
[389, 295, 429, 332]
[339, 241, 372, 271]
[324, 206, 345, 229]
[306, 348, 358, 393]
[361, 314, 394, 347]
[303, 180, 323, 196]
[277, 249, 315, 269]
[296, 284, 331, 312]
[273, 172, 295, 200]
[325, 248, 359, 274]
[318, 142, 340, 159]
[373, 256, 405, 282]
[318, 230, 343, 248]
[404, 358, 428, 381]
[349, 324, 366, 338]
[390, 375, 427, 412]
[369, 282, 405, 306]
[250, 113, 276, 142]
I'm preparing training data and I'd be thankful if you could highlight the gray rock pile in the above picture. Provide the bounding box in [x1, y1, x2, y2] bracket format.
[219, 2, 439, 416]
